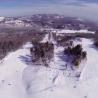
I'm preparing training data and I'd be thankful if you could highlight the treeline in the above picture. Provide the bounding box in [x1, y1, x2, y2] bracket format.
[0, 30, 44, 60]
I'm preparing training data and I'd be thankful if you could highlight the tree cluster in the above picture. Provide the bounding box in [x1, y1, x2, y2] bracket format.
[64, 44, 87, 66]
[30, 41, 54, 66]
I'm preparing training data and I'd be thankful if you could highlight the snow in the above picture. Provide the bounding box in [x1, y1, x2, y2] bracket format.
[44, 28, 95, 34]
[41, 34, 49, 43]
[5, 20, 25, 27]
[72, 38, 98, 98]
[41, 32, 56, 44]
[79, 38, 98, 81]
[4, 19, 31, 27]
[44, 28, 94, 34]
[56, 29, 95, 34]
[0, 33, 98, 98]
[0, 17, 5, 21]
[0, 42, 32, 98]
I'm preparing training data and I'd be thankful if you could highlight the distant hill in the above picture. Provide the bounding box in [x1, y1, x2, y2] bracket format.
[0, 14, 98, 32]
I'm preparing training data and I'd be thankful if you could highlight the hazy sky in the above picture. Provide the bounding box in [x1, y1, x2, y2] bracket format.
[0, 0, 98, 22]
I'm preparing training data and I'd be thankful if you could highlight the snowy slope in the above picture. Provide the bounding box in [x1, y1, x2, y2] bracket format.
[0, 42, 32, 98]
[23, 35, 98, 98]
[78, 39, 98, 98]
[0, 34, 98, 98]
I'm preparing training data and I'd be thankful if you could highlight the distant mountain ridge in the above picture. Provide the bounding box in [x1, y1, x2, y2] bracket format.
[0, 14, 98, 32]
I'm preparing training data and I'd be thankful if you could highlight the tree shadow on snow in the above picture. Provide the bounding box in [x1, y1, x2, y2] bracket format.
[56, 51, 70, 64]
[90, 44, 98, 51]
[19, 55, 33, 65]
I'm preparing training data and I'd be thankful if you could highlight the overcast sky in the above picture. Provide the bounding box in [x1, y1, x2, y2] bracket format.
[0, 0, 98, 22]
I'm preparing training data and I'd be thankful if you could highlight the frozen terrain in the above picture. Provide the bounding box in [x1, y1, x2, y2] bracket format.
[56, 29, 95, 34]
[0, 17, 5, 21]
[45, 29, 95, 34]
[0, 42, 33, 98]
[0, 33, 98, 98]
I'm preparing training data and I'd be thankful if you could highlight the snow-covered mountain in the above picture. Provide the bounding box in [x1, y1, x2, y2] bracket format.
[0, 31, 98, 98]
[0, 16, 40, 29]
[0, 14, 98, 98]
[0, 14, 97, 32]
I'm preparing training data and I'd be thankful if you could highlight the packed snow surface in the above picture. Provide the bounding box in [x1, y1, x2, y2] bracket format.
[0, 36, 98, 98]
